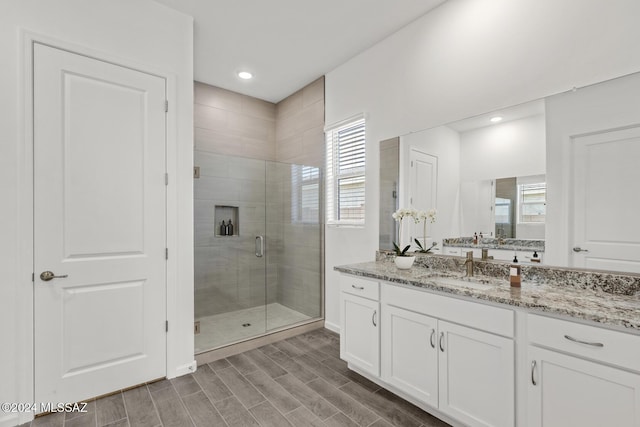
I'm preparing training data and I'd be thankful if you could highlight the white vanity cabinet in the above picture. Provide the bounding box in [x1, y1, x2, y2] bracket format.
[438, 320, 514, 427]
[380, 283, 515, 427]
[527, 314, 640, 427]
[339, 275, 380, 377]
[381, 305, 439, 407]
[441, 246, 544, 264]
[443, 247, 463, 256]
[490, 249, 543, 264]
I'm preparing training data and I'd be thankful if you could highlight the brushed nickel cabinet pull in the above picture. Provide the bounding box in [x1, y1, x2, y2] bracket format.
[564, 334, 604, 347]
[531, 360, 537, 386]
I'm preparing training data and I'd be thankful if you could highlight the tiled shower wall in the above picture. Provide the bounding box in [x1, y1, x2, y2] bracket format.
[275, 77, 324, 317]
[275, 77, 325, 168]
[194, 78, 324, 319]
[194, 82, 277, 160]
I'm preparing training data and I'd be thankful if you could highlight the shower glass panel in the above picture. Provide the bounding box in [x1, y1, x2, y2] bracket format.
[265, 162, 322, 331]
[194, 152, 322, 353]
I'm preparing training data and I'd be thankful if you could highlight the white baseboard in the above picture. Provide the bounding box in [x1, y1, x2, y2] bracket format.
[171, 360, 197, 378]
[0, 413, 22, 427]
[324, 320, 340, 334]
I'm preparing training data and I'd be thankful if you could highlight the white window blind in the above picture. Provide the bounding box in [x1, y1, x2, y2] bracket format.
[326, 116, 366, 225]
[518, 182, 546, 223]
[291, 165, 320, 224]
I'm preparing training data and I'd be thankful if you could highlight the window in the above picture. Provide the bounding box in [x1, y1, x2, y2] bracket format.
[291, 165, 320, 224]
[518, 182, 546, 223]
[326, 116, 366, 225]
[495, 197, 512, 224]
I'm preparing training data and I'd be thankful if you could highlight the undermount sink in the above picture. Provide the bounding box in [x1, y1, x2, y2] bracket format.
[432, 275, 498, 290]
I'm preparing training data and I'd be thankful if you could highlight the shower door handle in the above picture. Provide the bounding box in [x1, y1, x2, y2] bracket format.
[255, 235, 264, 257]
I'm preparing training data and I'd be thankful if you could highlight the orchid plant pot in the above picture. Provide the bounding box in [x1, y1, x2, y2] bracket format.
[394, 255, 416, 269]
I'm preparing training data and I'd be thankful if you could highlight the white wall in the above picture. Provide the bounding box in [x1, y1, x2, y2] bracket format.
[459, 115, 546, 182]
[0, 2, 193, 425]
[324, 0, 640, 331]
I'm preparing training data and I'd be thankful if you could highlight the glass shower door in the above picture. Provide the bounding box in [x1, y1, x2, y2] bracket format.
[194, 152, 267, 352]
[194, 153, 322, 354]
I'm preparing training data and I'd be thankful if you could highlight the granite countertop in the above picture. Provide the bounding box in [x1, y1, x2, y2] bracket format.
[335, 261, 640, 331]
[443, 237, 545, 252]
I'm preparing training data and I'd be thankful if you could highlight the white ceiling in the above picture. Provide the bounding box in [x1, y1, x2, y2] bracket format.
[446, 99, 546, 133]
[153, 0, 445, 103]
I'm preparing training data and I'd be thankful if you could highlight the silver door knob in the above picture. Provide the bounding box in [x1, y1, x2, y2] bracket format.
[572, 247, 589, 253]
[40, 271, 68, 281]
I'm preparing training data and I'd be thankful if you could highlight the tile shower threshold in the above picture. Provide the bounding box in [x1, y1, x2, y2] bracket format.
[195, 319, 325, 365]
[195, 316, 324, 355]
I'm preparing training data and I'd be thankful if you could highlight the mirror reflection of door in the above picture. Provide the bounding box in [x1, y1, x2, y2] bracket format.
[546, 71, 640, 271]
[572, 128, 640, 272]
[408, 149, 437, 247]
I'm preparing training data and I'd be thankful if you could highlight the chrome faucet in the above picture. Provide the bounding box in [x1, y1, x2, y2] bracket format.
[464, 251, 474, 277]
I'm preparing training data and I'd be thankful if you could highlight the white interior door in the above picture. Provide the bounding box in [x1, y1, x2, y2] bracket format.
[572, 126, 640, 272]
[408, 149, 437, 247]
[34, 43, 167, 406]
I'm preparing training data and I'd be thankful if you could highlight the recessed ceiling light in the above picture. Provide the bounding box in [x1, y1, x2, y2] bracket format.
[238, 71, 253, 80]
[490, 116, 503, 123]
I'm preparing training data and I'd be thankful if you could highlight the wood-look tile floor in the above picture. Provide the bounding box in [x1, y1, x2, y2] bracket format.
[26, 328, 451, 427]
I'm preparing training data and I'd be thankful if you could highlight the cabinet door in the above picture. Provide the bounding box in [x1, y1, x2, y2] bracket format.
[340, 293, 380, 376]
[438, 321, 514, 427]
[381, 305, 438, 407]
[528, 346, 640, 427]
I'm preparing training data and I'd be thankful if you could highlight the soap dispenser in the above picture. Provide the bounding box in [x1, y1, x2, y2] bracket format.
[220, 220, 227, 236]
[510, 254, 521, 288]
[227, 219, 234, 236]
[531, 251, 540, 263]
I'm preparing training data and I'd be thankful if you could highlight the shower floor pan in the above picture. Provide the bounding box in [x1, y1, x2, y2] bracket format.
[195, 303, 312, 353]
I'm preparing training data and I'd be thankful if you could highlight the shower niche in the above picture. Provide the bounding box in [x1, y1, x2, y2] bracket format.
[215, 205, 238, 236]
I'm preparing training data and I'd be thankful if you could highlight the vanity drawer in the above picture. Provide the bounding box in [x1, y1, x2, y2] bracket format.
[382, 282, 514, 337]
[340, 275, 379, 301]
[443, 247, 462, 256]
[528, 314, 640, 372]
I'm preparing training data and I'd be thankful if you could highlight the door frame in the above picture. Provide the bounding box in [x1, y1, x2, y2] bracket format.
[17, 31, 186, 423]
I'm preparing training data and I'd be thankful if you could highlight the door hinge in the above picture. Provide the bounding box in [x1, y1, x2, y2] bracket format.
[32, 272, 34, 282]
[165, 173, 169, 186]
[165, 321, 169, 332]
[165, 248, 169, 260]
[165, 100, 168, 112]
[411, 160, 414, 167]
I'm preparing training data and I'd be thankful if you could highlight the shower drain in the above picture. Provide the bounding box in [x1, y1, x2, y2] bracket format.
[242, 323, 251, 327]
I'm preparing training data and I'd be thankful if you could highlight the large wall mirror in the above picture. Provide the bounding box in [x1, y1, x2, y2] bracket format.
[379, 71, 640, 274]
